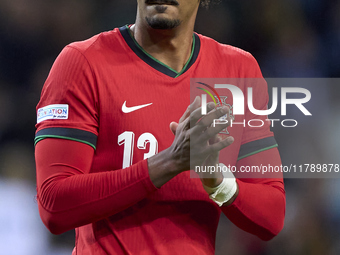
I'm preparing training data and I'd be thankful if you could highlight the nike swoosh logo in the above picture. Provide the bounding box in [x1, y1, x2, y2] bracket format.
[122, 101, 153, 113]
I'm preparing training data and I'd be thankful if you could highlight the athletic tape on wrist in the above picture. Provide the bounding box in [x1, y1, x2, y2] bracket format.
[203, 163, 237, 207]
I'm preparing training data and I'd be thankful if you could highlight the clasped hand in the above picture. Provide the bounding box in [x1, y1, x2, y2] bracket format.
[169, 96, 234, 187]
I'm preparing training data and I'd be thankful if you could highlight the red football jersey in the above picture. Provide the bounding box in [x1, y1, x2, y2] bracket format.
[35, 25, 281, 254]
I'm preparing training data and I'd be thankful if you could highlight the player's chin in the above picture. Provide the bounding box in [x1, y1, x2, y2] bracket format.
[145, 15, 181, 30]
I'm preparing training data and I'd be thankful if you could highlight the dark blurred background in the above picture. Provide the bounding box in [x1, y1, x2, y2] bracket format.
[0, 0, 339, 254]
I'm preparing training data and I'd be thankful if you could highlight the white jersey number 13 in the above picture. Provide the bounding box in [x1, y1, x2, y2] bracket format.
[118, 131, 158, 168]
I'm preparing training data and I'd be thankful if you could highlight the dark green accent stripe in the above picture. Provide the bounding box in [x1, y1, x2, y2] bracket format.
[237, 145, 278, 160]
[174, 34, 197, 77]
[35, 135, 96, 149]
[237, 137, 278, 160]
[178, 33, 200, 77]
[119, 25, 200, 78]
[35, 128, 97, 149]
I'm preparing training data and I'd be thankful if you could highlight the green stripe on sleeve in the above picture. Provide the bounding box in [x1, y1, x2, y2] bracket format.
[237, 144, 278, 160]
[34, 135, 96, 149]
[237, 137, 278, 160]
[35, 127, 97, 149]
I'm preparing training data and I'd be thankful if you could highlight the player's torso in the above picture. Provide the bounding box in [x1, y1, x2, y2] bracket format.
[72, 27, 259, 255]
[87, 27, 248, 178]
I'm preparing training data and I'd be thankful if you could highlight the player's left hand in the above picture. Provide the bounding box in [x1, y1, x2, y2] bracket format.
[169, 102, 234, 188]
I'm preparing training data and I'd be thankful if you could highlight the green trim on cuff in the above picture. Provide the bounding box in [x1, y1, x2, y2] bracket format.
[34, 135, 96, 150]
[237, 144, 278, 161]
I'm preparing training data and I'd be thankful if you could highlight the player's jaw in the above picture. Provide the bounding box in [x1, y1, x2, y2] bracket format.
[144, 0, 181, 29]
[137, 0, 200, 30]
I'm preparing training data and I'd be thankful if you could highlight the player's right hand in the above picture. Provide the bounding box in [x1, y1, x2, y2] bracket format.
[168, 96, 234, 173]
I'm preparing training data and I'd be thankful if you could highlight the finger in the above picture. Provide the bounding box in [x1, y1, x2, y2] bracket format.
[199, 110, 233, 143]
[179, 96, 201, 123]
[189, 102, 216, 127]
[192, 105, 231, 134]
[208, 134, 221, 145]
[190, 96, 202, 112]
[169, 122, 178, 135]
[200, 106, 230, 128]
[208, 136, 234, 154]
[198, 120, 231, 143]
[179, 106, 190, 124]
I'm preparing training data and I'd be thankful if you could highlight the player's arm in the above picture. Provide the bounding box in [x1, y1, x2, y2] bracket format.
[34, 46, 162, 234]
[35, 138, 157, 234]
[221, 148, 285, 241]
[35, 97, 231, 234]
[217, 53, 285, 240]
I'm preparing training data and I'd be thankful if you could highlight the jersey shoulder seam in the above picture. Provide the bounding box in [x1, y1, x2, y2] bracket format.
[65, 44, 98, 92]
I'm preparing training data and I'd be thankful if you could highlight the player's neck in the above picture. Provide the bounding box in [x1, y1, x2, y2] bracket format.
[130, 21, 195, 74]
